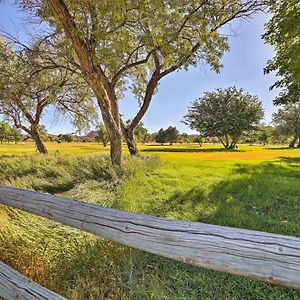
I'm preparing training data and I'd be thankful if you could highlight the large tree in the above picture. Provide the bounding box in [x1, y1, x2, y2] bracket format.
[183, 87, 264, 148]
[24, 0, 265, 163]
[263, 0, 300, 105]
[272, 103, 300, 147]
[0, 36, 94, 153]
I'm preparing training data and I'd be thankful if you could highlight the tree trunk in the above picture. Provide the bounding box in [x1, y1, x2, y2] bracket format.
[122, 127, 140, 156]
[103, 116, 122, 165]
[109, 133, 122, 165]
[48, 0, 123, 165]
[289, 136, 297, 148]
[297, 137, 300, 148]
[31, 130, 48, 154]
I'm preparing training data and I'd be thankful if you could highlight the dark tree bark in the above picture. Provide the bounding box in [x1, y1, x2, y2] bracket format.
[32, 132, 48, 154]
[122, 127, 140, 156]
[289, 136, 297, 148]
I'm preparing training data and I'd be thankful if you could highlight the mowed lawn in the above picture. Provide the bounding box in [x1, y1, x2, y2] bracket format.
[1, 142, 300, 299]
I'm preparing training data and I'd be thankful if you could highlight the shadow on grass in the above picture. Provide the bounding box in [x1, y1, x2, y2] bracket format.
[265, 146, 300, 150]
[42, 160, 300, 299]
[279, 156, 300, 164]
[4, 159, 300, 299]
[142, 147, 244, 153]
[158, 161, 300, 237]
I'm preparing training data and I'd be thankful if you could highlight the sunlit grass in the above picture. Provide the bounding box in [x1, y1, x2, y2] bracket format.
[0, 143, 300, 299]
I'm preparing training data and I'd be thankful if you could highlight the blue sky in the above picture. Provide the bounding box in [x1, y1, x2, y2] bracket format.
[0, 2, 279, 134]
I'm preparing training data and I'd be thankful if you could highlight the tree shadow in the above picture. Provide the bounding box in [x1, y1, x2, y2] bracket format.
[265, 146, 295, 150]
[142, 147, 244, 153]
[159, 161, 300, 236]
[279, 156, 300, 164]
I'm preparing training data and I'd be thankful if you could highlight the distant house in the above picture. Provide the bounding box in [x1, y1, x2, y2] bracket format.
[86, 131, 98, 138]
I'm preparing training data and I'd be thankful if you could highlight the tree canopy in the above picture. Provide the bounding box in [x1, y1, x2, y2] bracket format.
[22, 0, 266, 163]
[183, 87, 264, 148]
[263, 0, 300, 104]
[272, 103, 300, 147]
[0, 35, 95, 153]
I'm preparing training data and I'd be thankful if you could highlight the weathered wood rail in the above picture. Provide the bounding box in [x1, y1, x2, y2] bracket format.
[0, 261, 65, 300]
[0, 185, 300, 299]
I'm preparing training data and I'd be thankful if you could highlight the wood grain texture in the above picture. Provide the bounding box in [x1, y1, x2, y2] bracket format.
[0, 185, 300, 290]
[0, 261, 65, 300]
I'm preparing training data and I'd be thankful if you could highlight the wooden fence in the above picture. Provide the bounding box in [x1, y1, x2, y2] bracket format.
[0, 184, 299, 299]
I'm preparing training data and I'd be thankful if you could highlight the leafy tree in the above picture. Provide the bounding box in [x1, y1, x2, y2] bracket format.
[180, 133, 190, 143]
[58, 133, 74, 143]
[9, 127, 22, 144]
[133, 122, 149, 144]
[183, 87, 264, 149]
[155, 128, 166, 145]
[272, 103, 300, 147]
[95, 123, 109, 147]
[263, 0, 300, 104]
[257, 125, 271, 146]
[164, 126, 180, 145]
[242, 130, 259, 146]
[0, 122, 11, 144]
[193, 135, 205, 147]
[27, 0, 265, 163]
[0, 37, 93, 153]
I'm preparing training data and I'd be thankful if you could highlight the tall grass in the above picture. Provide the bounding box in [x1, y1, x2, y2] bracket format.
[0, 148, 300, 299]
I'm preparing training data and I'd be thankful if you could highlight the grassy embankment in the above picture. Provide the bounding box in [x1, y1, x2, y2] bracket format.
[0, 142, 300, 299]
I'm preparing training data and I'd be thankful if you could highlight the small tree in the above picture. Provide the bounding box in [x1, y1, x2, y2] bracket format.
[272, 103, 300, 147]
[0, 122, 11, 143]
[95, 123, 109, 147]
[155, 129, 166, 145]
[58, 134, 74, 143]
[257, 125, 271, 146]
[134, 122, 149, 144]
[9, 127, 22, 144]
[164, 126, 180, 145]
[183, 87, 264, 149]
[193, 136, 205, 147]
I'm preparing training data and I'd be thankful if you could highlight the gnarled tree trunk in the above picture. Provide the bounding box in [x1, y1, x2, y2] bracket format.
[49, 0, 123, 165]
[31, 126, 48, 154]
[122, 126, 140, 156]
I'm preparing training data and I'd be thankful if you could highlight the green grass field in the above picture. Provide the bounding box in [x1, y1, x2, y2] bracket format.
[1, 142, 300, 299]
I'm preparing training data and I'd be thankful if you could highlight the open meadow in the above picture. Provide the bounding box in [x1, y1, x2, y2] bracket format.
[1, 142, 300, 299]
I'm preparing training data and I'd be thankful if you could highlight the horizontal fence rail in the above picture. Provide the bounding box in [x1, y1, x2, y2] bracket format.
[0, 184, 300, 297]
[0, 261, 65, 300]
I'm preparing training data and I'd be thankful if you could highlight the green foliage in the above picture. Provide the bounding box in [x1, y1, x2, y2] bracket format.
[0, 35, 96, 136]
[184, 87, 264, 148]
[57, 134, 75, 143]
[133, 122, 149, 143]
[0, 122, 12, 143]
[31, 0, 265, 126]
[164, 126, 180, 145]
[154, 126, 180, 145]
[272, 103, 300, 147]
[155, 128, 166, 144]
[193, 135, 205, 146]
[0, 122, 21, 143]
[95, 123, 109, 147]
[263, 0, 300, 104]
